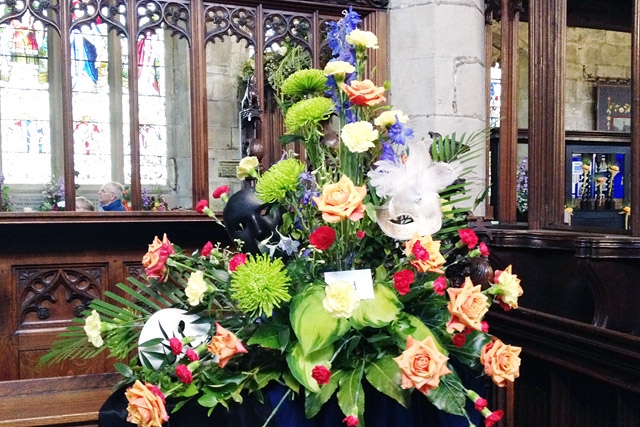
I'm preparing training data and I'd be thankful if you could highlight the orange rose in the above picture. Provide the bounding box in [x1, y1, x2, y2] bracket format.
[340, 79, 386, 106]
[142, 234, 174, 280]
[313, 175, 366, 223]
[404, 234, 446, 273]
[480, 338, 522, 387]
[207, 322, 248, 368]
[393, 335, 451, 395]
[125, 380, 169, 427]
[446, 277, 489, 333]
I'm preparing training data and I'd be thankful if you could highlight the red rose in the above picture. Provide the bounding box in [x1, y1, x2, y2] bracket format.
[185, 348, 199, 362]
[433, 276, 447, 296]
[169, 337, 183, 355]
[229, 253, 248, 272]
[479, 241, 490, 256]
[458, 228, 479, 249]
[452, 333, 466, 348]
[485, 410, 504, 427]
[356, 230, 365, 239]
[474, 397, 488, 411]
[411, 241, 430, 261]
[311, 365, 332, 385]
[343, 415, 359, 427]
[393, 269, 414, 295]
[212, 185, 230, 199]
[175, 364, 193, 384]
[309, 226, 336, 250]
[201, 241, 213, 257]
[195, 199, 208, 214]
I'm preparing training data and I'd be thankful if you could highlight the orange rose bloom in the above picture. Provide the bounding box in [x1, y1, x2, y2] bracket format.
[340, 79, 386, 106]
[125, 380, 169, 427]
[207, 322, 248, 368]
[313, 175, 366, 223]
[404, 234, 446, 273]
[480, 338, 522, 387]
[446, 277, 489, 333]
[393, 335, 451, 395]
[142, 234, 174, 280]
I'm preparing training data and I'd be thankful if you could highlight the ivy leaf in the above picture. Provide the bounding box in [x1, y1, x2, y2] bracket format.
[364, 356, 410, 408]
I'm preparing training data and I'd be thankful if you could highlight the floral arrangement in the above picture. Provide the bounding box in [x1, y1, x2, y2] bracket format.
[142, 187, 170, 211]
[515, 157, 528, 214]
[42, 9, 523, 427]
[39, 176, 65, 211]
[0, 173, 13, 212]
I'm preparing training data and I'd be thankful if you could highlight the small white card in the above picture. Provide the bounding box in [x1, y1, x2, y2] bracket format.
[324, 269, 375, 300]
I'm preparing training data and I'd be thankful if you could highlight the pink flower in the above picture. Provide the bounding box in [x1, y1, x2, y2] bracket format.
[481, 321, 489, 333]
[309, 226, 337, 250]
[393, 269, 415, 295]
[479, 241, 490, 256]
[458, 228, 479, 249]
[194, 199, 208, 214]
[433, 276, 447, 296]
[452, 333, 466, 348]
[343, 415, 359, 427]
[185, 348, 199, 362]
[169, 337, 183, 355]
[229, 253, 248, 272]
[485, 410, 504, 427]
[142, 234, 175, 281]
[474, 397, 488, 411]
[356, 230, 365, 239]
[311, 365, 331, 385]
[201, 241, 213, 257]
[212, 185, 230, 199]
[175, 364, 193, 384]
[411, 241, 430, 261]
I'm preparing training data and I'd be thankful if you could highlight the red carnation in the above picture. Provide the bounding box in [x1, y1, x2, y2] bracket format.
[169, 337, 183, 355]
[411, 241, 430, 261]
[485, 410, 504, 427]
[309, 226, 336, 251]
[393, 269, 415, 295]
[433, 276, 447, 296]
[175, 364, 193, 385]
[481, 321, 489, 333]
[458, 228, 479, 249]
[201, 241, 213, 257]
[356, 230, 366, 239]
[311, 365, 332, 385]
[452, 333, 466, 348]
[229, 253, 248, 272]
[343, 415, 359, 427]
[194, 199, 208, 214]
[212, 185, 230, 199]
[185, 348, 199, 362]
[474, 397, 488, 411]
[479, 241, 490, 256]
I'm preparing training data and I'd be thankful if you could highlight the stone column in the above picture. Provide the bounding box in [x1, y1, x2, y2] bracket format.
[388, 0, 487, 215]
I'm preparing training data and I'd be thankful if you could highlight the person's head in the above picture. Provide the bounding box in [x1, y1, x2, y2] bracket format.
[76, 196, 95, 212]
[98, 181, 124, 206]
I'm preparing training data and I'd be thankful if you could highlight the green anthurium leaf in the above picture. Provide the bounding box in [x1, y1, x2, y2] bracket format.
[448, 330, 491, 371]
[337, 368, 365, 424]
[304, 369, 344, 418]
[392, 313, 447, 355]
[349, 284, 400, 329]
[425, 368, 466, 416]
[286, 342, 334, 393]
[364, 356, 411, 408]
[290, 286, 349, 354]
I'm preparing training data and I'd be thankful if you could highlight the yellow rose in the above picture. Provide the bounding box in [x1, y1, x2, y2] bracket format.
[495, 265, 523, 309]
[185, 270, 209, 306]
[313, 175, 367, 223]
[84, 310, 103, 348]
[207, 322, 247, 368]
[345, 29, 378, 49]
[341, 121, 379, 153]
[324, 61, 356, 77]
[322, 280, 360, 318]
[340, 80, 386, 107]
[393, 335, 451, 395]
[125, 380, 169, 427]
[480, 338, 521, 387]
[374, 110, 409, 128]
[236, 156, 260, 179]
[404, 234, 446, 273]
[446, 277, 489, 333]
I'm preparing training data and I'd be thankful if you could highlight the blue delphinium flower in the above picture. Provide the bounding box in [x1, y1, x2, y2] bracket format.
[142, 187, 151, 210]
[388, 119, 414, 146]
[326, 7, 361, 65]
[299, 171, 319, 205]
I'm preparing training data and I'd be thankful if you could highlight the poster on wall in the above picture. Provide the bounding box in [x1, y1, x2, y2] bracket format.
[597, 83, 631, 132]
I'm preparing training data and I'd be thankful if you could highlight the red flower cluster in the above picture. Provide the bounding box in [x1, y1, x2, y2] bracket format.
[311, 365, 332, 385]
[433, 276, 447, 296]
[194, 199, 208, 214]
[169, 337, 182, 355]
[485, 409, 504, 427]
[175, 364, 193, 384]
[185, 348, 199, 362]
[201, 241, 213, 257]
[212, 185, 230, 199]
[393, 269, 414, 295]
[229, 253, 247, 272]
[411, 241, 430, 261]
[342, 415, 359, 427]
[309, 226, 336, 250]
[458, 228, 479, 249]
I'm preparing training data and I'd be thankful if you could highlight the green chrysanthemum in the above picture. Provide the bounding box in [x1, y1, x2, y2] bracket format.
[280, 69, 328, 98]
[255, 158, 306, 203]
[284, 97, 335, 137]
[230, 254, 292, 317]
